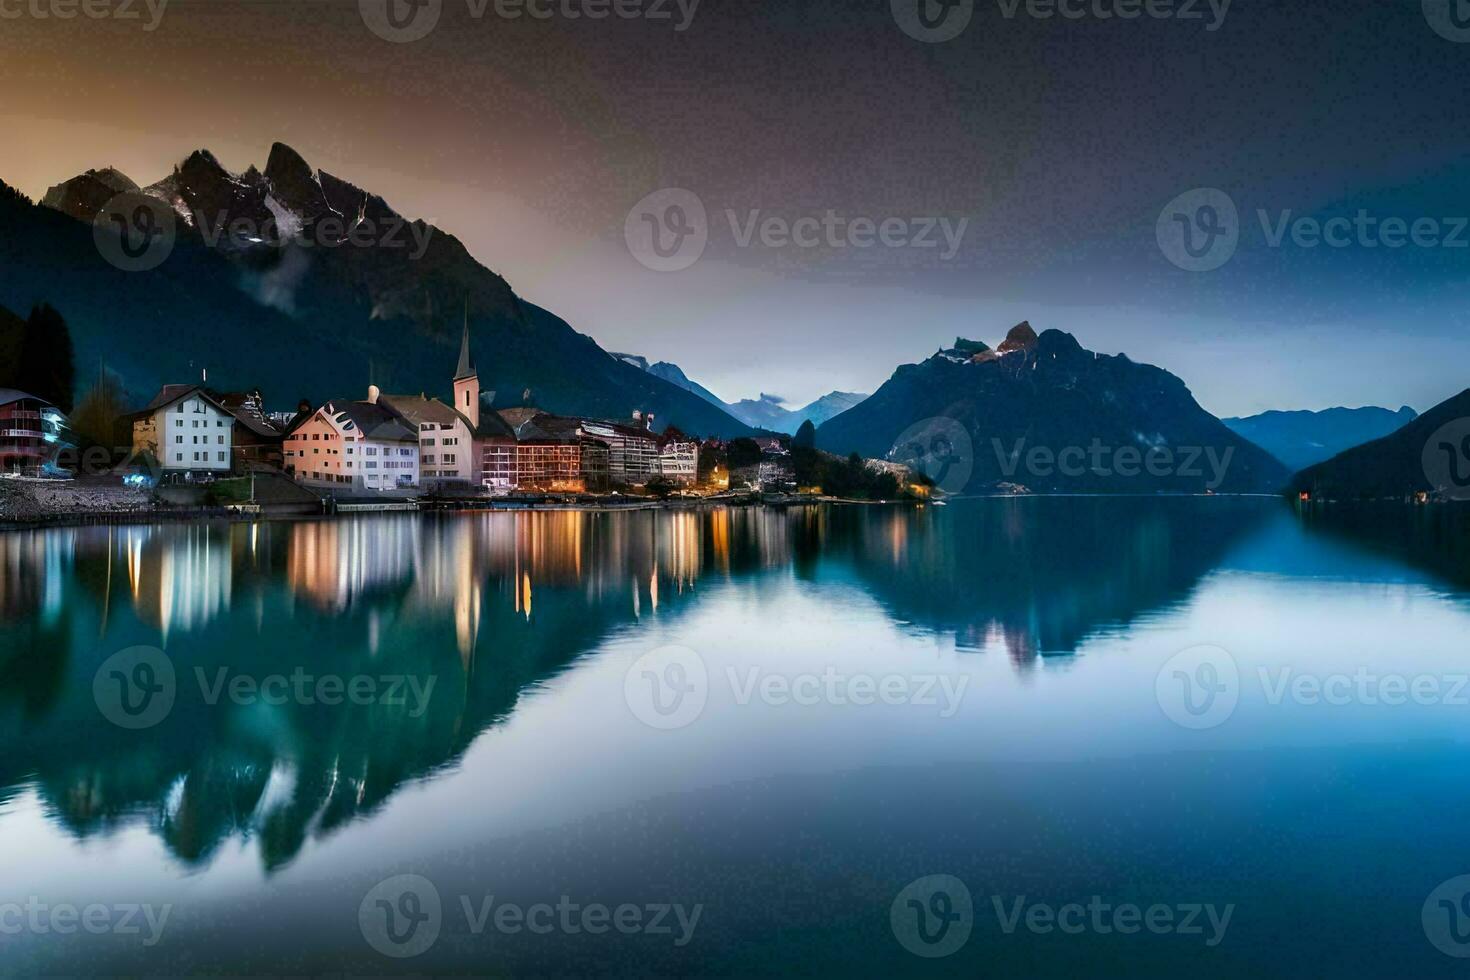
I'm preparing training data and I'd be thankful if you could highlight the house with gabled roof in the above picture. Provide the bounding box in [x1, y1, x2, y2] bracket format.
[282, 398, 419, 493]
[128, 384, 235, 478]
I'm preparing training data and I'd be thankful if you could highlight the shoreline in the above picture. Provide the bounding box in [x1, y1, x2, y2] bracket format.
[0, 491, 924, 532]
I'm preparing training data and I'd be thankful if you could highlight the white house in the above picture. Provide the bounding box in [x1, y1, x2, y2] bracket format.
[131, 385, 234, 477]
[658, 439, 700, 485]
[283, 399, 419, 493]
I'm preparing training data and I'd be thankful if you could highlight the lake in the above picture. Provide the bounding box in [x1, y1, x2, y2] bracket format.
[3, 499, 1470, 976]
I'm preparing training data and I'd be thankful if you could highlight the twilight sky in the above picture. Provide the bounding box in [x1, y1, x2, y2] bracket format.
[2, 0, 1468, 416]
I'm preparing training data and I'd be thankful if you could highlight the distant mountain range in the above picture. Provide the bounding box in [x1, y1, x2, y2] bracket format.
[1223, 406, 1418, 473]
[1290, 389, 1470, 501]
[817, 322, 1289, 494]
[612, 354, 867, 434]
[0, 144, 753, 437]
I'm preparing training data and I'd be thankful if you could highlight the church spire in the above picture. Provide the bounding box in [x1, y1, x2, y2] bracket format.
[454, 297, 476, 381]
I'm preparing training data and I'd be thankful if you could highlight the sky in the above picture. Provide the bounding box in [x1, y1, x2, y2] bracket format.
[2, 0, 1469, 417]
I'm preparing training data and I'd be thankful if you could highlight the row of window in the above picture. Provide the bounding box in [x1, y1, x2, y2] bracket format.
[173, 452, 228, 463]
[175, 435, 226, 445]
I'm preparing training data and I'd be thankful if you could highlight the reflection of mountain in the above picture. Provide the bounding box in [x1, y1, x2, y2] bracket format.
[0, 510, 815, 872]
[826, 497, 1270, 663]
[1290, 502, 1470, 596]
[0, 501, 1266, 869]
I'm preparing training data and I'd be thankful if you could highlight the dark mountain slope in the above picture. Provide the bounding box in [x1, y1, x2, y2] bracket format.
[1, 145, 750, 437]
[1290, 390, 1470, 501]
[817, 323, 1288, 494]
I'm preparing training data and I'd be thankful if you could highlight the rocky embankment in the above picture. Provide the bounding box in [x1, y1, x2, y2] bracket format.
[0, 479, 153, 523]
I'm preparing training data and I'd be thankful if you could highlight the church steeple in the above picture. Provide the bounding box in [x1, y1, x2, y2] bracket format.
[454, 299, 476, 382]
[452, 298, 481, 430]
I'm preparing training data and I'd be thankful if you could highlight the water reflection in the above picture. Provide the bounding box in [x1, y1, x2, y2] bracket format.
[0, 501, 1296, 873]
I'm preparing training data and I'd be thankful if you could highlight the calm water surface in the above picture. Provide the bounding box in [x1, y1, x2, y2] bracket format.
[3, 499, 1470, 976]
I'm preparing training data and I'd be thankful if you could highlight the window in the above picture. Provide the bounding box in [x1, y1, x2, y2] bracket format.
[193, 452, 200, 461]
[443, 454, 455, 464]
[217, 452, 226, 462]
[424, 455, 435, 464]
[175, 436, 183, 444]
[217, 420, 224, 427]
[217, 436, 224, 445]
[175, 453, 183, 462]
[175, 418, 182, 428]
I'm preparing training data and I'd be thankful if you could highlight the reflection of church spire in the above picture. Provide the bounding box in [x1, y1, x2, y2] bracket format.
[454, 297, 476, 382]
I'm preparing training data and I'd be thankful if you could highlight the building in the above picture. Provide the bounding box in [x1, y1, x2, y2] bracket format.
[214, 389, 287, 470]
[130, 385, 235, 478]
[283, 399, 419, 492]
[377, 390, 478, 489]
[583, 412, 660, 487]
[658, 436, 700, 485]
[378, 318, 520, 491]
[494, 409, 609, 493]
[0, 389, 51, 474]
[758, 458, 797, 492]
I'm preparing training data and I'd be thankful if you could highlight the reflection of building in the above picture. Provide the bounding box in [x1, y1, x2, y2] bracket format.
[284, 400, 419, 492]
[129, 385, 235, 477]
[286, 517, 418, 610]
[125, 525, 233, 638]
[0, 388, 52, 474]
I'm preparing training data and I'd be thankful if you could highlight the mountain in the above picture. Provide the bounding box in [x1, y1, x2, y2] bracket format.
[1289, 389, 1470, 501]
[0, 145, 752, 438]
[631, 358, 867, 434]
[799, 390, 868, 427]
[1223, 406, 1418, 473]
[816, 322, 1289, 494]
[646, 361, 727, 411]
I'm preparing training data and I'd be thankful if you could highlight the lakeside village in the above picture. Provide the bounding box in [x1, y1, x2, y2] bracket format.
[0, 325, 930, 523]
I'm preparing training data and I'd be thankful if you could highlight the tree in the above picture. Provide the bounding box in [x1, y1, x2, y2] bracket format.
[70, 369, 127, 451]
[698, 440, 725, 482]
[19, 304, 76, 412]
[793, 419, 816, 450]
[728, 437, 763, 470]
